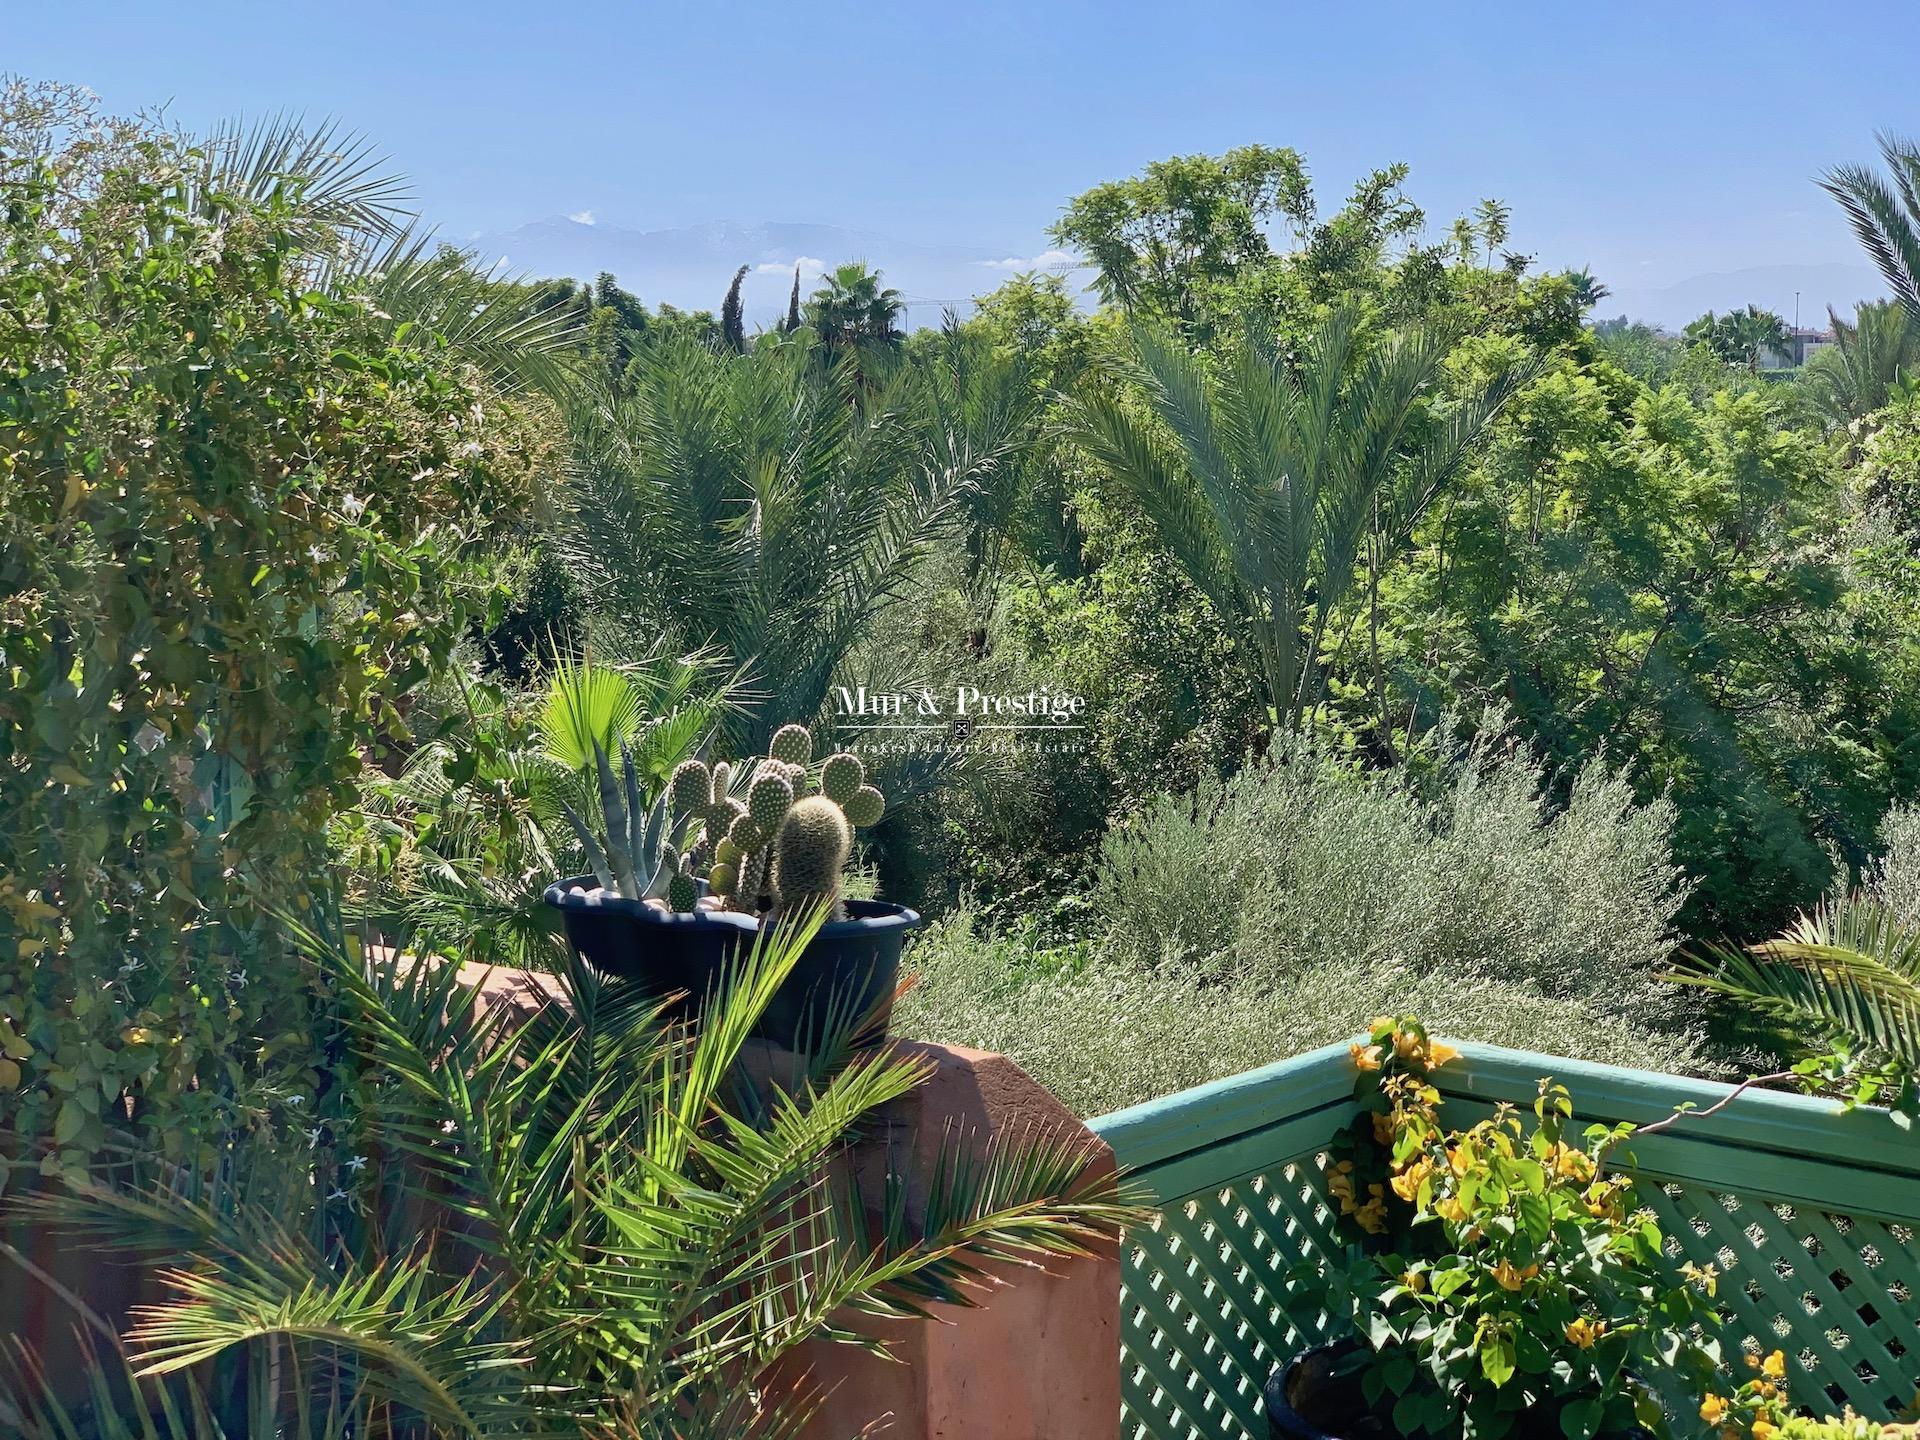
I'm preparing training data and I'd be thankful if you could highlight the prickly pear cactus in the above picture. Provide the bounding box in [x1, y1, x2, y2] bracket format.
[748, 772, 794, 830]
[821, 752, 863, 805]
[667, 871, 698, 912]
[769, 723, 813, 766]
[669, 759, 712, 817]
[842, 784, 885, 828]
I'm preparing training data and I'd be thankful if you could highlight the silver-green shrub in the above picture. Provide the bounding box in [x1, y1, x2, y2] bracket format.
[1866, 801, 1920, 929]
[896, 904, 1715, 1118]
[1094, 732, 1688, 1020]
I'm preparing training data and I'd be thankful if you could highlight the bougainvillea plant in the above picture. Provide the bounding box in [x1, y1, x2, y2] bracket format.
[1702, 1347, 1919, 1440]
[1320, 1017, 1723, 1440]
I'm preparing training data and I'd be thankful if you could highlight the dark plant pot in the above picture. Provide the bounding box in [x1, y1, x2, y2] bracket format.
[541, 875, 921, 1051]
[1265, 1341, 1654, 1440]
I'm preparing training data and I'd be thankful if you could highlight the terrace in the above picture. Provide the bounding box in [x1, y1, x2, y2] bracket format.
[1090, 1041, 1920, 1439]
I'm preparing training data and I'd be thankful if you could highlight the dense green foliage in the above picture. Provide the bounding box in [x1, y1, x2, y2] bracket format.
[13, 62, 1920, 1438]
[0, 91, 551, 1184]
[899, 734, 1709, 1115]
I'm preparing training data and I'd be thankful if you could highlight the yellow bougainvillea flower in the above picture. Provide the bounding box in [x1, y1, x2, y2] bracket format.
[1371, 1111, 1395, 1145]
[1351, 1042, 1384, 1072]
[1752, 1420, 1777, 1440]
[1762, 1350, 1786, 1380]
[1491, 1259, 1539, 1291]
[1427, 1039, 1460, 1067]
[1564, 1317, 1604, 1349]
[1390, 1157, 1434, 1203]
[1680, 1261, 1719, 1298]
[1401, 1268, 1427, 1293]
[1700, 1395, 1729, 1424]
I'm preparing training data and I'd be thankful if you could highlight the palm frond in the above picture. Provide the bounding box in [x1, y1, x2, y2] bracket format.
[1669, 896, 1920, 1066]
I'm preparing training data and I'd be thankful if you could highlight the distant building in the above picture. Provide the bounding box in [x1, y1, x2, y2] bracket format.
[1761, 326, 1835, 369]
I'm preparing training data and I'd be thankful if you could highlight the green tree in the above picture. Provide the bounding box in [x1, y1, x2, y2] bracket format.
[1355, 350, 1916, 934]
[721, 262, 750, 354]
[1684, 306, 1792, 372]
[805, 261, 905, 355]
[1061, 306, 1526, 734]
[0, 87, 551, 1180]
[1049, 144, 1314, 323]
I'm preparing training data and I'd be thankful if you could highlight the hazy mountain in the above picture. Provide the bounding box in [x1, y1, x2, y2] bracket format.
[471, 218, 1883, 339]
[1603, 262, 1889, 331]
[466, 216, 1088, 328]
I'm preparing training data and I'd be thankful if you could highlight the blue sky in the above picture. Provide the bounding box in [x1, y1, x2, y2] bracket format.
[10, 1, 1920, 308]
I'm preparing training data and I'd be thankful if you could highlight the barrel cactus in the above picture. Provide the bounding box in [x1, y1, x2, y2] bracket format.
[773, 796, 853, 921]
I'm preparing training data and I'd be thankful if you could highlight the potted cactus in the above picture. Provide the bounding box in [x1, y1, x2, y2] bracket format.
[543, 724, 918, 1048]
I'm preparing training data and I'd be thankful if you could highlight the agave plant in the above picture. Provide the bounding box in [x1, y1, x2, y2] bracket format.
[559, 737, 691, 907]
[1669, 896, 1920, 1118]
[5, 904, 1134, 1439]
[358, 650, 741, 963]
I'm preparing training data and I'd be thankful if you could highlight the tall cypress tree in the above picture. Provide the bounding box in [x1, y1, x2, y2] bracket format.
[783, 265, 802, 333]
[721, 264, 749, 353]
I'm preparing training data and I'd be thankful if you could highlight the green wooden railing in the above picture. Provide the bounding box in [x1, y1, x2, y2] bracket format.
[1089, 1040, 1920, 1440]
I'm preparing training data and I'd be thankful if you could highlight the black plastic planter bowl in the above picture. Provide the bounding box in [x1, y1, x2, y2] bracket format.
[1264, 1341, 1656, 1440]
[542, 876, 921, 1051]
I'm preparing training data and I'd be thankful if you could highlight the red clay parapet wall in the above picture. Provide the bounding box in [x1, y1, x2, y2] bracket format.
[765, 1042, 1122, 1440]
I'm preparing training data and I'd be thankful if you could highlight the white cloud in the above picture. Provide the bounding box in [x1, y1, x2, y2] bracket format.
[977, 248, 1078, 272]
[568, 209, 595, 226]
[754, 255, 828, 278]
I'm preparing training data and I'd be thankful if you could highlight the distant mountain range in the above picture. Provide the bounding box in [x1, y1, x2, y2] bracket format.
[466, 216, 1090, 328]
[1600, 262, 1889, 332]
[467, 215, 1886, 337]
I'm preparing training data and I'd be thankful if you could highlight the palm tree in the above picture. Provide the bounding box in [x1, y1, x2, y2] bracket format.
[8, 904, 1134, 1438]
[1061, 305, 1527, 733]
[564, 326, 1017, 748]
[193, 115, 580, 395]
[1683, 306, 1792, 373]
[1568, 268, 1611, 313]
[805, 262, 906, 353]
[1801, 299, 1920, 425]
[1823, 132, 1920, 322]
[1670, 896, 1918, 1115]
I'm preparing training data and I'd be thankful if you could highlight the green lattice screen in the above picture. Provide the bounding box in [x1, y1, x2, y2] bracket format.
[1091, 1041, 1920, 1440]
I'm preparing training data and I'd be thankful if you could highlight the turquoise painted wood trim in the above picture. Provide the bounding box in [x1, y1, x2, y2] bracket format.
[1093, 1035, 1920, 1215]
[1432, 1040, 1920, 1177]
[1090, 1039, 1355, 1171]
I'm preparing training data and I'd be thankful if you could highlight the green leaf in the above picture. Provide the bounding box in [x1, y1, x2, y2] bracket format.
[1481, 1334, 1516, 1388]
